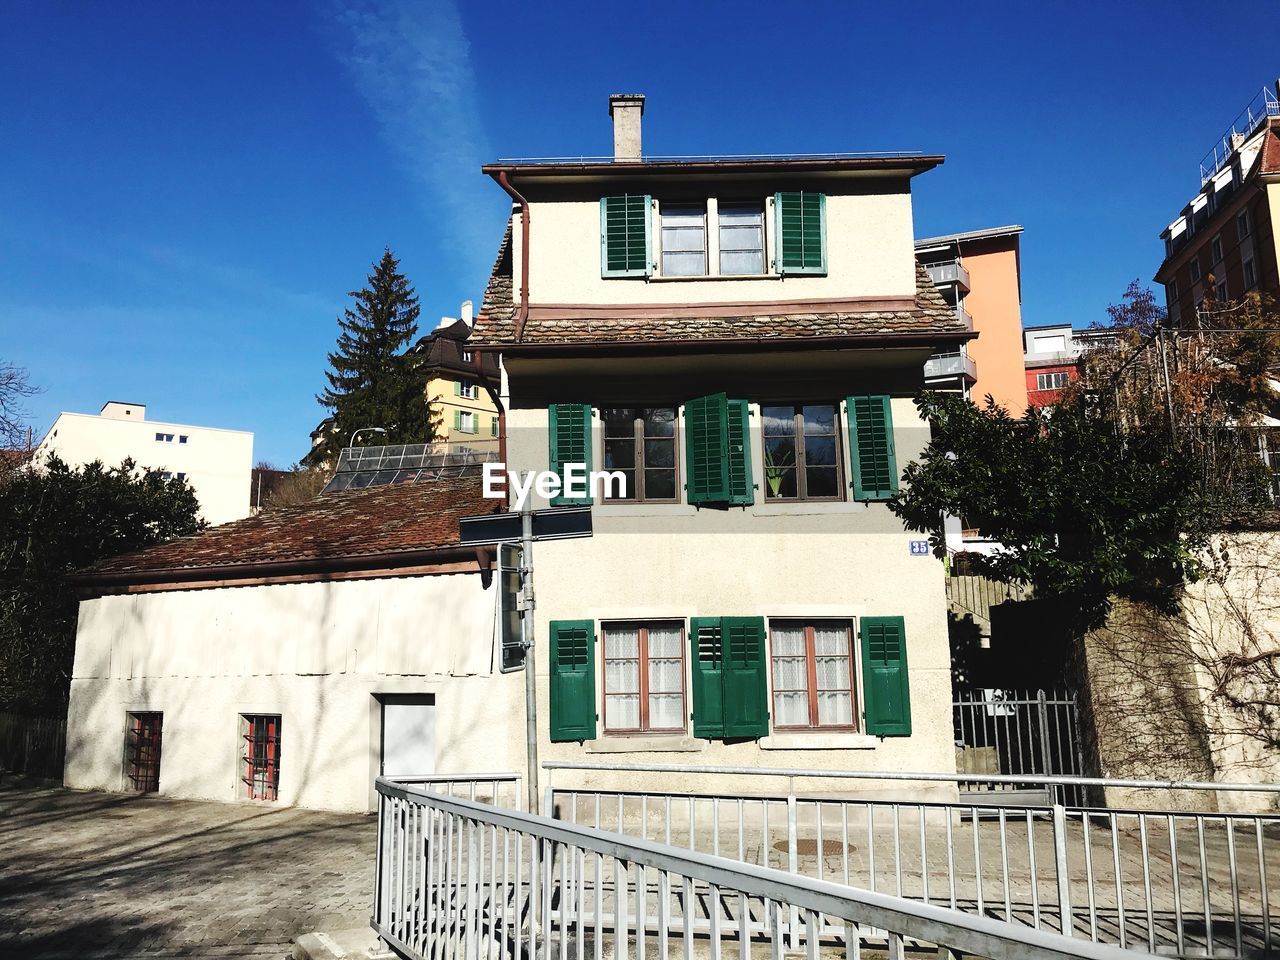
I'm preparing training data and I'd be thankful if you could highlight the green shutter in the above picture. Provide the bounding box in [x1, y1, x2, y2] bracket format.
[684, 393, 730, 504]
[775, 192, 826, 275]
[490, 416, 498, 438]
[690, 618, 725, 738]
[454, 380, 462, 397]
[861, 616, 911, 736]
[453, 409, 461, 431]
[600, 195, 652, 277]
[847, 395, 899, 501]
[726, 399, 753, 505]
[721, 617, 769, 738]
[549, 620, 597, 742]
[548, 404, 592, 506]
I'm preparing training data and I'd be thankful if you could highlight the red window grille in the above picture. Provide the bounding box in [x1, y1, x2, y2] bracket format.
[125, 712, 162, 793]
[242, 715, 281, 801]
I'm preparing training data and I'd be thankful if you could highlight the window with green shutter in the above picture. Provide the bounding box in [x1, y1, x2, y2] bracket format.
[548, 404, 592, 505]
[847, 395, 898, 501]
[774, 192, 826, 275]
[600, 195, 652, 277]
[684, 395, 752, 506]
[726, 399, 754, 505]
[860, 616, 911, 736]
[690, 616, 768, 739]
[549, 620, 597, 742]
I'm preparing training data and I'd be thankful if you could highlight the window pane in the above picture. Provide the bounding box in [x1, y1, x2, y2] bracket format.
[817, 692, 853, 727]
[604, 439, 635, 471]
[644, 469, 676, 500]
[803, 404, 836, 434]
[662, 227, 705, 252]
[661, 205, 704, 228]
[644, 438, 675, 468]
[772, 622, 810, 727]
[804, 434, 837, 466]
[663, 251, 705, 276]
[649, 694, 682, 729]
[762, 406, 795, 436]
[605, 627, 639, 663]
[805, 466, 839, 498]
[605, 469, 635, 500]
[720, 250, 765, 275]
[603, 408, 638, 437]
[608, 695, 640, 729]
[648, 625, 683, 658]
[642, 407, 676, 437]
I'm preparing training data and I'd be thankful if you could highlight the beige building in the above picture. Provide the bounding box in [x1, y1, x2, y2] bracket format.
[33, 401, 253, 526]
[61, 95, 972, 811]
[411, 307, 501, 445]
[467, 94, 971, 798]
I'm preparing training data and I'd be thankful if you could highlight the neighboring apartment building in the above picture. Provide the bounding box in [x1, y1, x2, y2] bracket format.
[409, 304, 501, 444]
[915, 225, 1028, 411]
[467, 93, 969, 797]
[1155, 83, 1280, 323]
[33, 401, 253, 525]
[1022, 324, 1121, 408]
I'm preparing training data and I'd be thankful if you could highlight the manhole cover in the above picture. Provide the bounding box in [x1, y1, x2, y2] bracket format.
[773, 838, 850, 857]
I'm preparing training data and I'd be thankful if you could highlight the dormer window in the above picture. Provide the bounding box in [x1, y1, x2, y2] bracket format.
[659, 203, 707, 277]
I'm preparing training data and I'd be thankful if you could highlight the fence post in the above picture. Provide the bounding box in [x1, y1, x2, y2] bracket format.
[1037, 689, 1055, 801]
[787, 780, 799, 950]
[1052, 803, 1073, 937]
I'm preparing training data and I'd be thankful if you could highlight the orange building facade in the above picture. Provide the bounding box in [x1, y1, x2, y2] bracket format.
[916, 226, 1029, 412]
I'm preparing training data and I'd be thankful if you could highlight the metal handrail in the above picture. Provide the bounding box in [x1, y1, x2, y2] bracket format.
[374, 777, 1135, 960]
[542, 760, 1280, 794]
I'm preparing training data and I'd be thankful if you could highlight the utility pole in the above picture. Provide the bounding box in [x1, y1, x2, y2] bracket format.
[519, 504, 538, 814]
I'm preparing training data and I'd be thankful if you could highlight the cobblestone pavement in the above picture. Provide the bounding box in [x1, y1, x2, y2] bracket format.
[0, 777, 376, 959]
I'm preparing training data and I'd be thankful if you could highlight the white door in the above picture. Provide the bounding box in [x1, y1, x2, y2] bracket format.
[380, 696, 436, 778]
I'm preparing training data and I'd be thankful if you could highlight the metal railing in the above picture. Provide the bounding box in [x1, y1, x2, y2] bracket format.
[925, 259, 972, 294]
[924, 351, 978, 383]
[1199, 86, 1280, 184]
[389, 772, 524, 810]
[374, 776, 1136, 960]
[954, 689, 1086, 805]
[544, 762, 1280, 959]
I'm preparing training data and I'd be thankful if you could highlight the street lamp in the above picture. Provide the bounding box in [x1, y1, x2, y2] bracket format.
[350, 426, 387, 448]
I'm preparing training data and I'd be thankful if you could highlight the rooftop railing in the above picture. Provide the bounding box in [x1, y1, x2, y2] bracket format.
[1199, 86, 1280, 185]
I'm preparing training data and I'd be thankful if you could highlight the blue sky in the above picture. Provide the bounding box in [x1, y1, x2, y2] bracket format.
[2, 2, 1276, 466]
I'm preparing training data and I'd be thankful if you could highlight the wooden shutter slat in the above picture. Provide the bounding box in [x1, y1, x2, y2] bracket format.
[775, 192, 827, 275]
[548, 403, 592, 505]
[726, 399, 754, 505]
[601, 195, 652, 277]
[690, 617, 725, 738]
[847, 395, 899, 501]
[550, 620, 597, 742]
[860, 616, 911, 736]
[721, 616, 769, 738]
[684, 393, 731, 504]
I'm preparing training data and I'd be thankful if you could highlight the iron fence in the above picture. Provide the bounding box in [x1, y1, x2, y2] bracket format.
[543, 762, 1280, 959]
[374, 776, 1136, 960]
[0, 712, 66, 781]
[953, 688, 1086, 805]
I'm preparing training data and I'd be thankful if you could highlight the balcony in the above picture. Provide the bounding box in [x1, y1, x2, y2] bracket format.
[924, 259, 971, 296]
[924, 350, 977, 385]
[955, 301, 973, 330]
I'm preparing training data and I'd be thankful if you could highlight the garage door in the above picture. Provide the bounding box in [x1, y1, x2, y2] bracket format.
[380, 695, 436, 778]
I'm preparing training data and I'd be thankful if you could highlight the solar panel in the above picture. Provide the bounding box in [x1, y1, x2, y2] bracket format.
[322, 441, 500, 494]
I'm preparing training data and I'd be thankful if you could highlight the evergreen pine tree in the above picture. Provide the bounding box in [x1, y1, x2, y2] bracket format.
[310, 249, 427, 465]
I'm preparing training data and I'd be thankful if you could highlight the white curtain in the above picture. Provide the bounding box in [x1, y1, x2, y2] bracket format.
[771, 623, 809, 727]
[814, 622, 853, 726]
[647, 624, 683, 729]
[605, 627, 640, 729]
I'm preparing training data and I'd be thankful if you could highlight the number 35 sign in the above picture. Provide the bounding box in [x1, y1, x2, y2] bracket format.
[909, 540, 931, 556]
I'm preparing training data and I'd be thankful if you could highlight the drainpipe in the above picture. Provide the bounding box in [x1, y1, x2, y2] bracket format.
[496, 171, 531, 342]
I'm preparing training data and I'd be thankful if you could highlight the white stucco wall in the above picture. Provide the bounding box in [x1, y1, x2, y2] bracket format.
[34, 409, 253, 526]
[516, 184, 919, 306]
[502, 394, 957, 802]
[65, 573, 519, 812]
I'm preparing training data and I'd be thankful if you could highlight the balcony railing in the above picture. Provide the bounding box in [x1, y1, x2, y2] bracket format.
[925, 350, 978, 384]
[925, 258, 972, 295]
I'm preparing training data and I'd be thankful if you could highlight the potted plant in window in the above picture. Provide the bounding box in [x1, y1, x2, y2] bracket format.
[764, 445, 794, 498]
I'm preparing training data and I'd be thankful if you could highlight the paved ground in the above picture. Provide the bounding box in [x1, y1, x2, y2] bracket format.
[0, 777, 376, 959]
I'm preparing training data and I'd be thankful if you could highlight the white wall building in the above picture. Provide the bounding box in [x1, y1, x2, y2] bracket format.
[33, 401, 253, 526]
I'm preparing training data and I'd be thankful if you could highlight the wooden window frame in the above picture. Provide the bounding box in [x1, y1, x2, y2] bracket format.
[241, 713, 282, 801]
[717, 199, 767, 276]
[658, 201, 708, 278]
[125, 711, 163, 793]
[769, 620, 859, 732]
[761, 402, 845, 502]
[601, 620, 687, 735]
[601, 406, 679, 503]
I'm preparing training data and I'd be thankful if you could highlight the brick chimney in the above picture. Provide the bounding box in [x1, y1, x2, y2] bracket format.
[609, 94, 645, 162]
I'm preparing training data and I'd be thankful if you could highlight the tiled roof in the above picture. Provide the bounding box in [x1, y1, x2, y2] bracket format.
[1260, 117, 1280, 176]
[470, 223, 966, 348]
[77, 476, 497, 583]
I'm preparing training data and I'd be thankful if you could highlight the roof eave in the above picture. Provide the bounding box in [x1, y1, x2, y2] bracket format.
[482, 155, 945, 181]
[472, 330, 974, 358]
